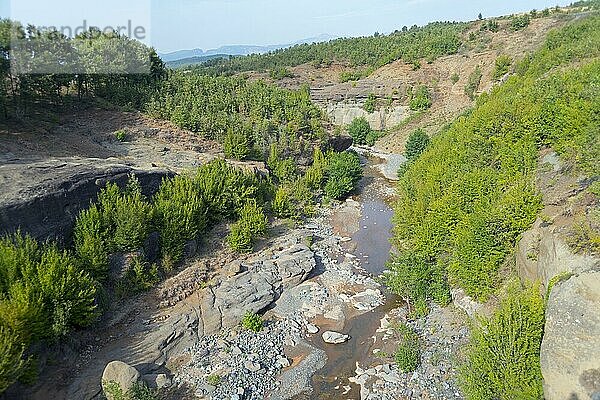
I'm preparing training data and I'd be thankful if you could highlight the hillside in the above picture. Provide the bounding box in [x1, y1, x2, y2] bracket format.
[0, 3, 598, 400]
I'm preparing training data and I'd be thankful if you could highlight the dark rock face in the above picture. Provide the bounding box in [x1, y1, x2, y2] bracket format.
[327, 135, 353, 152]
[0, 160, 172, 243]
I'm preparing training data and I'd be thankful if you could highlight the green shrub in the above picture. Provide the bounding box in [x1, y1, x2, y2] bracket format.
[115, 129, 127, 142]
[154, 175, 207, 263]
[0, 326, 27, 393]
[450, 72, 460, 84]
[206, 374, 221, 386]
[224, 129, 250, 160]
[459, 283, 545, 400]
[269, 67, 293, 80]
[409, 86, 432, 111]
[364, 93, 376, 113]
[493, 55, 512, 80]
[387, 17, 598, 310]
[464, 66, 482, 99]
[325, 151, 363, 200]
[111, 178, 153, 252]
[510, 15, 530, 31]
[227, 201, 268, 253]
[116, 256, 159, 298]
[405, 129, 430, 161]
[267, 145, 297, 183]
[394, 323, 421, 373]
[241, 311, 264, 332]
[347, 117, 372, 145]
[74, 204, 109, 280]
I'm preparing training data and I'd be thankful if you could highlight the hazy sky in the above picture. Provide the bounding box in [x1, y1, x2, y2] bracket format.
[2, 0, 571, 53]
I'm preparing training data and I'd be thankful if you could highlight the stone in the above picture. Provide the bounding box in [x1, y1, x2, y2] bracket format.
[276, 356, 291, 369]
[101, 361, 141, 399]
[306, 323, 319, 334]
[322, 331, 350, 344]
[451, 288, 484, 318]
[143, 231, 161, 263]
[276, 245, 317, 288]
[226, 260, 244, 277]
[142, 373, 172, 389]
[244, 360, 261, 372]
[541, 269, 600, 400]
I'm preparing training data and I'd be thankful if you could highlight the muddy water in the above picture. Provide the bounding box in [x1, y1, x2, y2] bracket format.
[309, 156, 401, 399]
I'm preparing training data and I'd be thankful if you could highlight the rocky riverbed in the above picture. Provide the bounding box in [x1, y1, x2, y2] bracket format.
[166, 156, 469, 400]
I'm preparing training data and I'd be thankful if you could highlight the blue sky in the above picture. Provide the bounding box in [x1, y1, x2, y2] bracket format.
[2, 0, 571, 53]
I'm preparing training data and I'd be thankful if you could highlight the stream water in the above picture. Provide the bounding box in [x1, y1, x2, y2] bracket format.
[307, 156, 401, 399]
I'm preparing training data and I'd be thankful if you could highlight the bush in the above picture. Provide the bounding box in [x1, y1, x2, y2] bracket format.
[111, 178, 153, 252]
[464, 66, 482, 99]
[116, 256, 159, 298]
[325, 151, 363, 200]
[510, 15, 530, 31]
[227, 201, 268, 253]
[450, 72, 460, 84]
[74, 204, 109, 280]
[364, 93, 376, 113]
[405, 129, 430, 161]
[224, 129, 250, 160]
[115, 129, 127, 142]
[154, 175, 207, 263]
[347, 117, 372, 145]
[241, 311, 264, 332]
[459, 283, 545, 400]
[394, 323, 421, 373]
[269, 67, 293, 80]
[0, 326, 27, 393]
[409, 85, 432, 111]
[493, 55, 512, 80]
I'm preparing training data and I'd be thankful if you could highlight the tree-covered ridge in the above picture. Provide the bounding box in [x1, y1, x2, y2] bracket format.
[0, 19, 167, 118]
[196, 22, 467, 76]
[146, 73, 326, 161]
[386, 15, 600, 308]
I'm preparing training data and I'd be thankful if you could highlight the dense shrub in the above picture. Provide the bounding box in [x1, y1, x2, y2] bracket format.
[347, 117, 372, 145]
[153, 175, 207, 263]
[325, 151, 363, 200]
[227, 201, 268, 253]
[510, 15, 530, 31]
[0, 233, 97, 389]
[450, 72, 460, 84]
[386, 17, 599, 305]
[459, 283, 545, 400]
[404, 129, 430, 161]
[409, 86, 432, 111]
[394, 323, 422, 373]
[269, 67, 293, 80]
[224, 128, 250, 160]
[493, 55, 512, 80]
[366, 130, 385, 146]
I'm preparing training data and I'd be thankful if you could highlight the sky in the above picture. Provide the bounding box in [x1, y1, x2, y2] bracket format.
[1, 0, 572, 53]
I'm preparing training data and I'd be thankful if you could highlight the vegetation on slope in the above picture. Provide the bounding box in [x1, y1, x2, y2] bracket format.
[196, 22, 466, 76]
[386, 15, 600, 305]
[146, 74, 325, 161]
[385, 14, 599, 398]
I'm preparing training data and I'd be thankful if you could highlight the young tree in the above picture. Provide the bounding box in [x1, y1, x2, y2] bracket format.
[405, 129, 430, 161]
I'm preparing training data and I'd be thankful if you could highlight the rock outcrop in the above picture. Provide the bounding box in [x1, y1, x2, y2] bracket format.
[200, 244, 316, 334]
[0, 158, 171, 242]
[516, 151, 600, 400]
[325, 103, 409, 131]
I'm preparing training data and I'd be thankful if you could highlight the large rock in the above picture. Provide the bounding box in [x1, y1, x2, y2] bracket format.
[541, 269, 600, 400]
[101, 361, 141, 398]
[0, 159, 171, 243]
[200, 244, 316, 334]
[326, 103, 409, 131]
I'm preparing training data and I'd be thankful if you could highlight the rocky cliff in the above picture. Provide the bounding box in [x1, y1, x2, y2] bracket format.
[516, 151, 600, 400]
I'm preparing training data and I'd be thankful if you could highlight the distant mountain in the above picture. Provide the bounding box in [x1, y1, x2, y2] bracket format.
[159, 34, 335, 63]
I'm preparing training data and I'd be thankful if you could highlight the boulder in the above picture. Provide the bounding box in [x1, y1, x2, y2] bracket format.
[306, 323, 320, 334]
[142, 373, 172, 389]
[322, 331, 350, 344]
[101, 361, 141, 398]
[541, 269, 600, 400]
